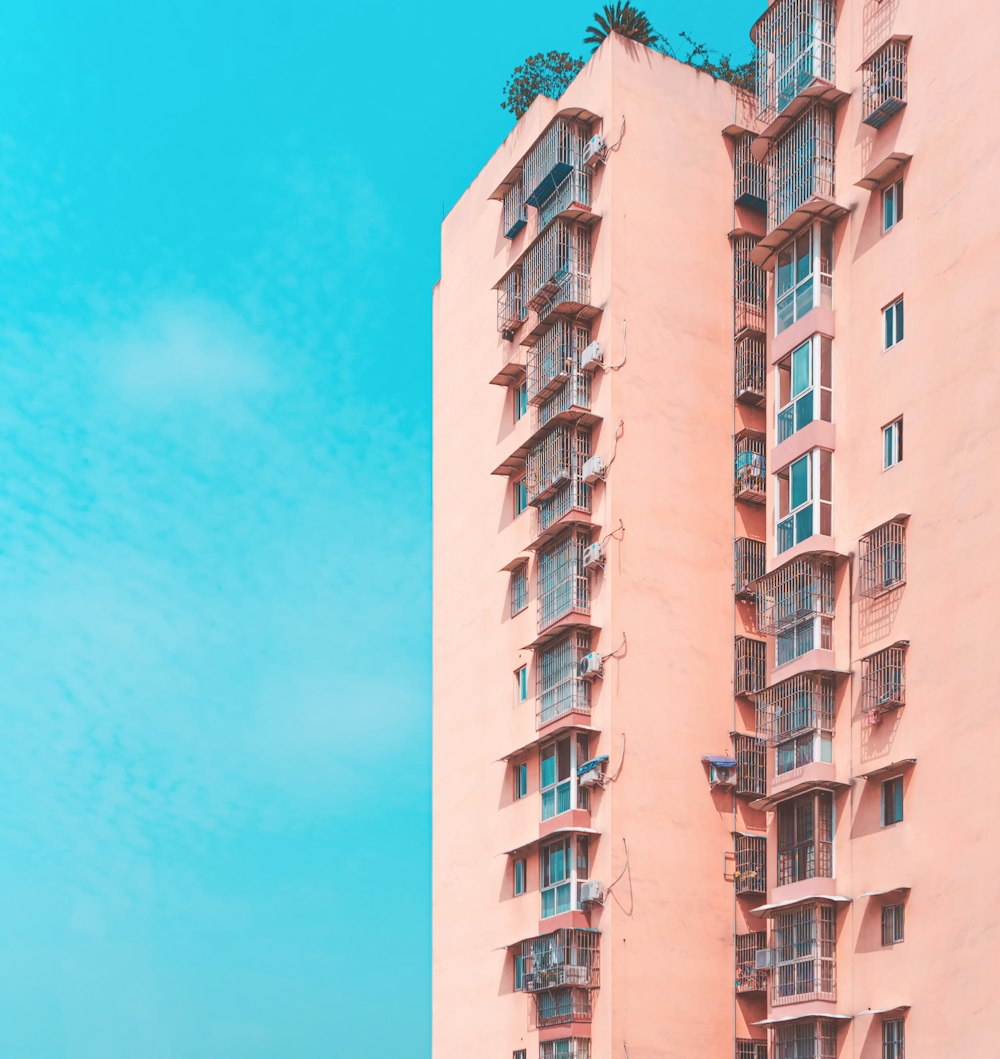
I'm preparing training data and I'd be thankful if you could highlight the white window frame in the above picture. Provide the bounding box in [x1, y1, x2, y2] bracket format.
[513, 760, 528, 800]
[775, 223, 833, 334]
[513, 379, 528, 423]
[514, 857, 527, 896]
[515, 665, 528, 703]
[776, 615, 833, 668]
[882, 1018, 905, 1059]
[776, 728, 833, 775]
[513, 476, 528, 517]
[881, 903, 904, 945]
[540, 835, 589, 919]
[510, 563, 528, 616]
[540, 733, 590, 821]
[882, 178, 903, 233]
[776, 335, 833, 444]
[883, 418, 903, 470]
[883, 297, 904, 349]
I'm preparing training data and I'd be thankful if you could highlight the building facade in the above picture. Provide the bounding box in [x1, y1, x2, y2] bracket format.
[433, 5, 1000, 1058]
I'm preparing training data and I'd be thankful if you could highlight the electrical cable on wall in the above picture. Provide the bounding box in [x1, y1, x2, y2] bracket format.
[606, 318, 628, 371]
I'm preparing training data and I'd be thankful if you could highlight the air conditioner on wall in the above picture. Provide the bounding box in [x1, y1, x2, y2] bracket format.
[753, 948, 775, 971]
[582, 541, 605, 570]
[580, 341, 603, 372]
[577, 652, 603, 681]
[582, 455, 606, 484]
[583, 135, 606, 168]
[579, 880, 604, 905]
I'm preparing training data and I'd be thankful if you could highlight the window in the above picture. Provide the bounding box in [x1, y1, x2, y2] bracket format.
[884, 297, 904, 348]
[514, 858, 527, 897]
[881, 776, 904, 826]
[775, 223, 833, 334]
[515, 665, 528, 703]
[777, 792, 834, 885]
[883, 418, 903, 469]
[540, 835, 588, 918]
[537, 632, 591, 726]
[881, 903, 904, 945]
[540, 733, 590, 821]
[777, 449, 832, 553]
[774, 1019, 838, 1059]
[882, 179, 903, 232]
[773, 903, 836, 1002]
[513, 379, 528, 422]
[510, 563, 528, 616]
[775, 615, 832, 667]
[883, 1018, 905, 1059]
[513, 476, 528, 517]
[776, 335, 832, 443]
[513, 761, 528, 800]
[514, 1051, 527, 1059]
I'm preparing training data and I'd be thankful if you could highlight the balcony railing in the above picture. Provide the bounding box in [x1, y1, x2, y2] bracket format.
[735, 636, 767, 696]
[532, 988, 593, 1029]
[735, 833, 767, 895]
[734, 235, 766, 336]
[528, 320, 592, 405]
[736, 1040, 768, 1059]
[767, 104, 836, 234]
[861, 643, 906, 719]
[772, 903, 836, 1005]
[858, 518, 906, 597]
[538, 531, 591, 632]
[736, 931, 768, 993]
[526, 426, 592, 507]
[777, 791, 833, 885]
[774, 1021, 837, 1059]
[734, 133, 767, 212]
[757, 557, 835, 637]
[523, 118, 590, 208]
[735, 335, 766, 405]
[756, 673, 835, 746]
[735, 733, 767, 797]
[503, 181, 527, 239]
[735, 538, 767, 599]
[522, 221, 593, 327]
[862, 39, 908, 129]
[540, 1040, 591, 1059]
[752, 0, 837, 126]
[539, 168, 592, 230]
[536, 632, 592, 727]
[497, 267, 526, 335]
[735, 432, 766, 504]
[519, 928, 601, 992]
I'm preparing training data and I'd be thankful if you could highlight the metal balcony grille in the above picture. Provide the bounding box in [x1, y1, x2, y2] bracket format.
[537, 531, 590, 632]
[735, 335, 766, 405]
[737, 1040, 768, 1059]
[534, 481, 592, 540]
[735, 636, 766, 696]
[777, 792, 833, 886]
[519, 929, 600, 991]
[735, 133, 767, 212]
[772, 903, 836, 1005]
[752, 0, 836, 125]
[528, 320, 592, 405]
[735, 538, 767, 599]
[861, 644, 906, 716]
[526, 426, 592, 507]
[540, 1040, 591, 1059]
[497, 267, 525, 335]
[539, 167, 592, 230]
[734, 235, 766, 336]
[510, 562, 528, 617]
[532, 988, 593, 1029]
[858, 518, 906, 597]
[767, 103, 836, 233]
[735, 833, 767, 895]
[756, 674, 835, 745]
[523, 221, 593, 324]
[503, 181, 527, 239]
[536, 632, 591, 727]
[523, 119, 590, 208]
[736, 931, 768, 993]
[735, 432, 766, 504]
[734, 733, 767, 796]
[756, 557, 835, 636]
[774, 1021, 837, 1059]
[862, 39, 907, 128]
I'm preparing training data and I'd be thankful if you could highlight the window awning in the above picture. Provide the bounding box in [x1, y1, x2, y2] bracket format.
[748, 893, 852, 918]
[855, 151, 912, 191]
[854, 758, 916, 781]
[855, 1005, 910, 1017]
[577, 755, 609, 776]
[857, 885, 911, 900]
[497, 725, 600, 763]
[703, 755, 737, 769]
[755, 1012, 852, 1027]
[502, 825, 600, 857]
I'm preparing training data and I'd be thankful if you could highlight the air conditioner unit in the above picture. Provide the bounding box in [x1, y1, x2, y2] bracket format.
[583, 134, 606, 168]
[582, 455, 606, 484]
[579, 880, 604, 905]
[563, 965, 588, 985]
[580, 341, 603, 372]
[578, 652, 603, 681]
[753, 948, 774, 971]
[579, 767, 605, 788]
[583, 541, 605, 569]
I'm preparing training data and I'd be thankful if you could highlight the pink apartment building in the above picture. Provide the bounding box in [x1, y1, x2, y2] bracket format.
[433, 5, 1000, 1058]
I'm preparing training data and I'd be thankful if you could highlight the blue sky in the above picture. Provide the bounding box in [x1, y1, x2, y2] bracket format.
[0, 2, 755, 1056]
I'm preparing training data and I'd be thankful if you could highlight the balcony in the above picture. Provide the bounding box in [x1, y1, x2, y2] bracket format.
[861, 642, 907, 724]
[735, 335, 766, 405]
[735, 538, 767, 600]
[756, 557, 835, 637]
[536, 632, 592, 728]
[532, 988, 593, 1029]
[736, 931, 768, 993]
[733, 235, 766, 338]
[756, 673, 835, 762]
[735, 431, 766, 505]
[497, 266, 526, 337]
[523, 118, 591, 208]
[858, 518, 907, 597]
[734, 732, 767, 797]
[503, 181, 527, 239]
[734, 833, 767, 895]
[526, 426, 592, 507]
[734, 133, 767, 213]
[539, 168, 594, 230]
[777, 791, 833, 886]
[523, 220, 594, 336]
[519, 928, 600, 992]
[771, 902, 837, 1004]
[862, 38, 909, 129]
[540, 1041, 591, 1059]
[537, 531, 591, 634]
[776, 449, 832, 554]
[528, 320, 592, 405]
[774, 1021, 839, 1057]
[735, 636, 766, 696]
[776, 333, 833, 442]
[736, 1041, 768, 1059]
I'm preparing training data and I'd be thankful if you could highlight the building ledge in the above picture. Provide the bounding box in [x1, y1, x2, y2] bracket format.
[772, 420, 836, 474]
[751, 766, 849, 810]
[503, 824, 600, 857]
[769, 536, 840, 573]
[855, 151, 912, 191]
[751, 197, 850, 271]
[771, 308, 835, 364]
[498, 722, 599, 763]
[854, 758, 916, 781]
[524, 612, 596, 652]
[751, 82, 850, 162]
[528, 511, 599, 553]
[769, 647, 841, 684]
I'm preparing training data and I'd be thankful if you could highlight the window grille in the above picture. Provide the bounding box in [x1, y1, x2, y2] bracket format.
[523, 220, 592, 318]
[735, 834, 767, 895]
[734, 733, 767, 796]
[735, 335, 766, 405]
[526, 426, 591, 507]
[863, 39, 908, 128]
[756, 557, 835, 636]
[503, 181, 527, 238]
[735, 538, 767, 599]
[774, 1019, 838, 1059]
[756, 674, 834, 777]
[539, 167, 592, 230]
[497, 266, 525, 335]
[861, 644, 907, 716]
[532, 987, 593, 1028]
[767, 103, 836, 233]
[539, 1040, 592, 1059]
[736, 931, 768, 993]
[522, 119, 590, 208]
[528, 320, 591, 405]
[537, 531, 590, 632]
[735, 133, 767, 212]
[777, 792, 833, 885]
[735, 431, 767, 504]
[882, 1018, 905, 1059]
[520, 928, 600, 992]
[510, 563, 528, 617]
[735, 636, 766, 696]
[536, 632, 591, 727]
[736, 1040, 768, 1059]
[734, 235, 767, 336]
[859, 519, 906, 597]
[752, 0, 837, 124]
[772, 903, 836, 1004]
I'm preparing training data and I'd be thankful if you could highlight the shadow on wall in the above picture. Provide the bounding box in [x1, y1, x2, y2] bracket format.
[859, 700, 903, 766]
[848, 766, 912, 841]
[862, 0, 902, 62]
[857, 585, 904, 650]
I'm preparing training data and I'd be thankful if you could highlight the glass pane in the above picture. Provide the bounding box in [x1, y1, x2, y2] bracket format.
[777, 404, 796, 443]
[549, 846, 566, 882]
[777, 517, 795, 554]
[541, 888, 555, 918]
[541, 751, 556, 789]
[542, 789, 556, 820]
[777, 245, 795, 297]
[795, 389, 815, 431]
[795, 231, 812, 282]
[555, 882, 571, 914]
[795, 505, 814, 543]
[790, 456, 810, 508]
[791, 342, 812, 395]
[884, 306, 893, 348]
[795, 277, 815, 319]
[884, 425, 894, 468]
[883, 185, 895, 230]
[556, 780, 571, 814]
[776, 291, 795, 332]
[896, 299, 904, 342]
[557, 740, 571, 779]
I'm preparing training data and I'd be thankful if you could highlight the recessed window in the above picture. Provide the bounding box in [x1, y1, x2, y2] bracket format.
[884, 297, 904, 349]
[510, 563, 528, 616]
[882, 1018, 905, 1059]
[513, 476, 528, 518]
[881, 903, 905, 945]
[514, 1050, 527, 1059]
[881, 776, 904, 827]
[513, 761, 528, 800]
[883, 418, 903, 470]
[515, 665, 528, 703]
[513, 858, 527, 897]
[882, 178, 903, 232]
[513, 380, 528, 423]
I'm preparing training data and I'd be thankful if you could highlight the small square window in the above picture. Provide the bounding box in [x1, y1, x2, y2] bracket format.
[882, 1018, 905, 1059]
[881, 776, 904, 827]
[510, 563, 528, 616]
[884, 297, 904, 349]
[514, 1050, 527, 1059]
[881, 903, 905, 945]
[513, 477, 528, 518]
[882, 179, 903, 232]
[515, 665, 528, 703]
[513, 380, 528, 423]
[513, 957, 524, 991]
[514, 858, 527, 896]
[513, 761, 528, 800]
[883, 418, 903, 470]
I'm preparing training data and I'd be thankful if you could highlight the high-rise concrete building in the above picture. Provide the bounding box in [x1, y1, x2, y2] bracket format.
[433, 5, 1000, 1057]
